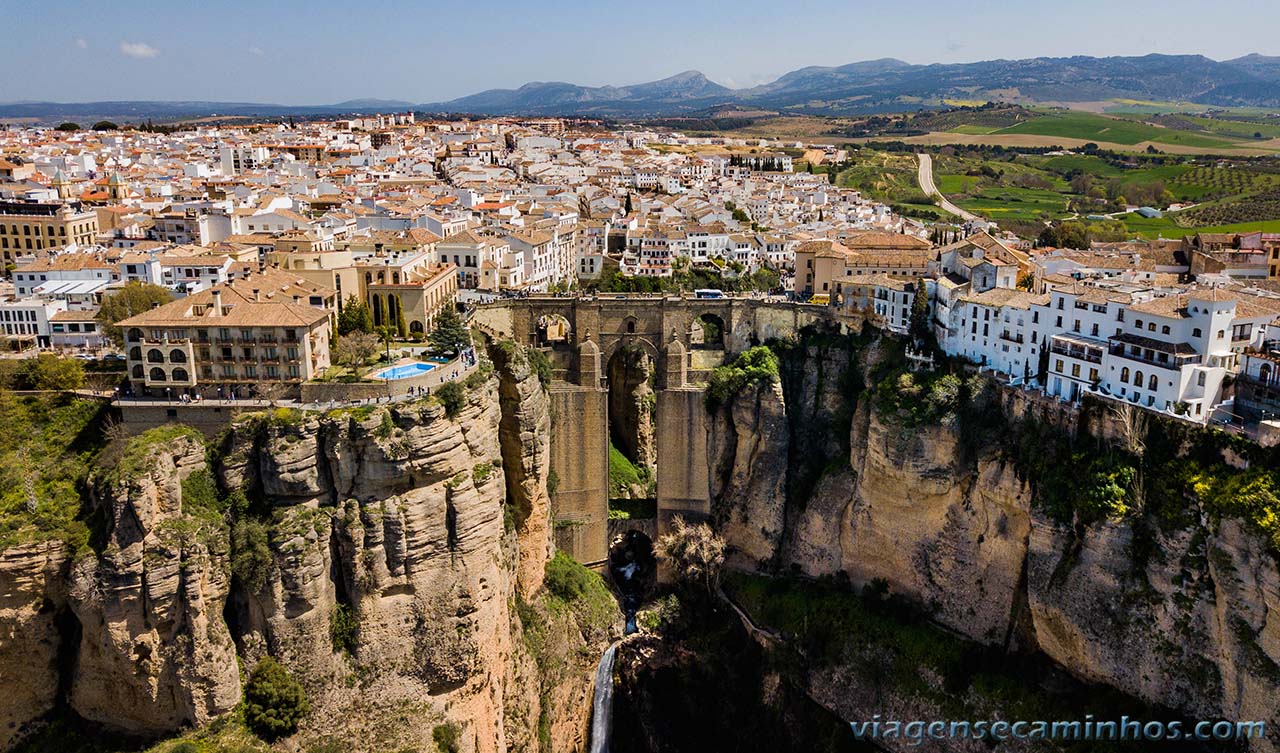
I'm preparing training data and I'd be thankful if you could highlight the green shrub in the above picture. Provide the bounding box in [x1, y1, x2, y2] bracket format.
[435, 382, 465, 417]
[375, 410, 395, 438]
[543, 550, 618, 638]
[231, 519, 272, 592]
[432, 722, 462, 753]
[330, 604, 358, 655]
[705, 346, 779, 409]
[244, 657, 309, 741]
[608, 443, 648, 498]
[526, 347, 552, 388]
[1192, 467, 1280, 551]
[180, 469, 223, 521]
[472, 461, 493, 484]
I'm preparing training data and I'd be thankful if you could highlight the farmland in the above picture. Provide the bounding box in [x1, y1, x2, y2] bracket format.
[987, 110, 1243, 149]
[921, 146, 1280, 238]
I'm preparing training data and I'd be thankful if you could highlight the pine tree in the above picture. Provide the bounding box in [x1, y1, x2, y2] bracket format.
[624, 193, 633, 214]
[428, 304, 469, 358]
[337, 295, 374, 335]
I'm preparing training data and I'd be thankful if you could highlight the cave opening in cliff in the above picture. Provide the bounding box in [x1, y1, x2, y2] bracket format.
[606, 346, 657, 515]
[50, 600, 81, 706]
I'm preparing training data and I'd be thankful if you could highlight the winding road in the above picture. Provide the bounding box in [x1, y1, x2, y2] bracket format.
[916, 153, 978, 222]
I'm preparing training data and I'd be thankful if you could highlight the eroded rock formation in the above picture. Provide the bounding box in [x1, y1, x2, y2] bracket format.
[0, 351, 599, 753]
[705, 333, 1280, 751]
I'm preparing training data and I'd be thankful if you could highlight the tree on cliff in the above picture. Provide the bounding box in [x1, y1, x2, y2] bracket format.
[428, 305, 469, 358]
[96, 282, 175, 346]
[656, 516, 725, 600]
[337, 295, 374, 335]
[244, 657, 309, 740]
[908, 278, 930, 346]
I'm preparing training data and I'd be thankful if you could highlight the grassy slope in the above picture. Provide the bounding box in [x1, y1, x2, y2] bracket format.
[991, 111, 1243, 149]
[0, 394, 111, 553]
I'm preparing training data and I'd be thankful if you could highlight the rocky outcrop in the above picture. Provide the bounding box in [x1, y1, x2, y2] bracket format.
[0, 356, 581, 753]
[493, 347, 554, 598]
[708, 381, 789, 569]
[218, 380, 541, 752]
[68, 433, 241, 735]
[0, 543, 68, 750]
[705, 333, 1280, 750]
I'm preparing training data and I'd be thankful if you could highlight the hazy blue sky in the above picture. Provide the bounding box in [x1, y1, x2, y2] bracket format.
[5, 0, 1278, 103]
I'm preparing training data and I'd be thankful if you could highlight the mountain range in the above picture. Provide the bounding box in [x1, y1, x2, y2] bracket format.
[5, 53, 1280, 123]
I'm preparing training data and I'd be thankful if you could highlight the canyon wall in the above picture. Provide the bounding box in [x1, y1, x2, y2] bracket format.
[0, 348, 605, 753]
[705, 332, 1280, 751]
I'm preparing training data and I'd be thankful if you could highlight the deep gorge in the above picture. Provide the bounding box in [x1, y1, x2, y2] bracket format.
[1, 327, 1278, 753]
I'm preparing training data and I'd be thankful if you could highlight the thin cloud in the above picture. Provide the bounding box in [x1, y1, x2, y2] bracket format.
[120, 41, 160, 59]
[249, 46, 265, 56]
[74, 37, 88, 49]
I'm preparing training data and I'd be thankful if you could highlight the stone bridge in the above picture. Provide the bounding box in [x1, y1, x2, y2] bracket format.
[473, 294, 845, 567]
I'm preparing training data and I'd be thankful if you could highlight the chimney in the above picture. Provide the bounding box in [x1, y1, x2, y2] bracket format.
[210, 289, 222, 316]
[252, 288, 261, 302]
[293, 295, 300, 304]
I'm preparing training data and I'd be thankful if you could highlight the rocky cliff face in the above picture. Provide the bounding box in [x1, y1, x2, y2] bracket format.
[0, 543, 69, 750]
[69, 433, 241, 735]
[0, 351, 598, 753]
[705, 333, 1280, 750]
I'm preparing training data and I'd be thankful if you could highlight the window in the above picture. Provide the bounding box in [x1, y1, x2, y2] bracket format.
[1055, 359, 1064, 373]
[1193, 328, 1202, 338]
[1147, 322, 1156, 332]
[1148, 375, 1158, 391]
[147, 349, 164, 363]
[1197, 372, 1206, 387]
[1121, 367, 1130, 382]
[1134, 370, 1144, 386]
[1161, 325, 1170, 335]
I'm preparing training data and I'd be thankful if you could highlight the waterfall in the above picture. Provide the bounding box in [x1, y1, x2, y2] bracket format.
[588, 642, 620, 753]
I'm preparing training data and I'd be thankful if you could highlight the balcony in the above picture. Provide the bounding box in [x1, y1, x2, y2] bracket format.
[998, 330, 1025, 345]
[1049, 334, 1105, 364]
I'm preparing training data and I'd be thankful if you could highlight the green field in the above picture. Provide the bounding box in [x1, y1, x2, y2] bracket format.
[991, 111, 1243, 149]
[924, 148, 1280, 235]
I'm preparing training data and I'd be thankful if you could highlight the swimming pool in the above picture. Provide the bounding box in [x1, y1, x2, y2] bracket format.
[375, 362, 437, 380]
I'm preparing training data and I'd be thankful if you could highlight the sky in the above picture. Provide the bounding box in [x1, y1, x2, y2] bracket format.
[4, 0, 1279, 104]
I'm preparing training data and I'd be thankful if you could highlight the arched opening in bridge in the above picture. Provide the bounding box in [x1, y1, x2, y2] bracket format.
[536, 314, 571, 346]
[690, 313, 725, 349]
[606, 345, 657, 517]
[608, 529, 656, 635]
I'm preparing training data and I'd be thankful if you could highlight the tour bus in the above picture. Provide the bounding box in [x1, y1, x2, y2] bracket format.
[693, 288, 725, 299]
[809, 293, 831, 305]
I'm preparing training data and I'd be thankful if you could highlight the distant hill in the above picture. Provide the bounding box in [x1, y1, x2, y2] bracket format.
[421, 53, 1280, 116]
[5, 53, 1280, 123]
[435, 70, 733, 116]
